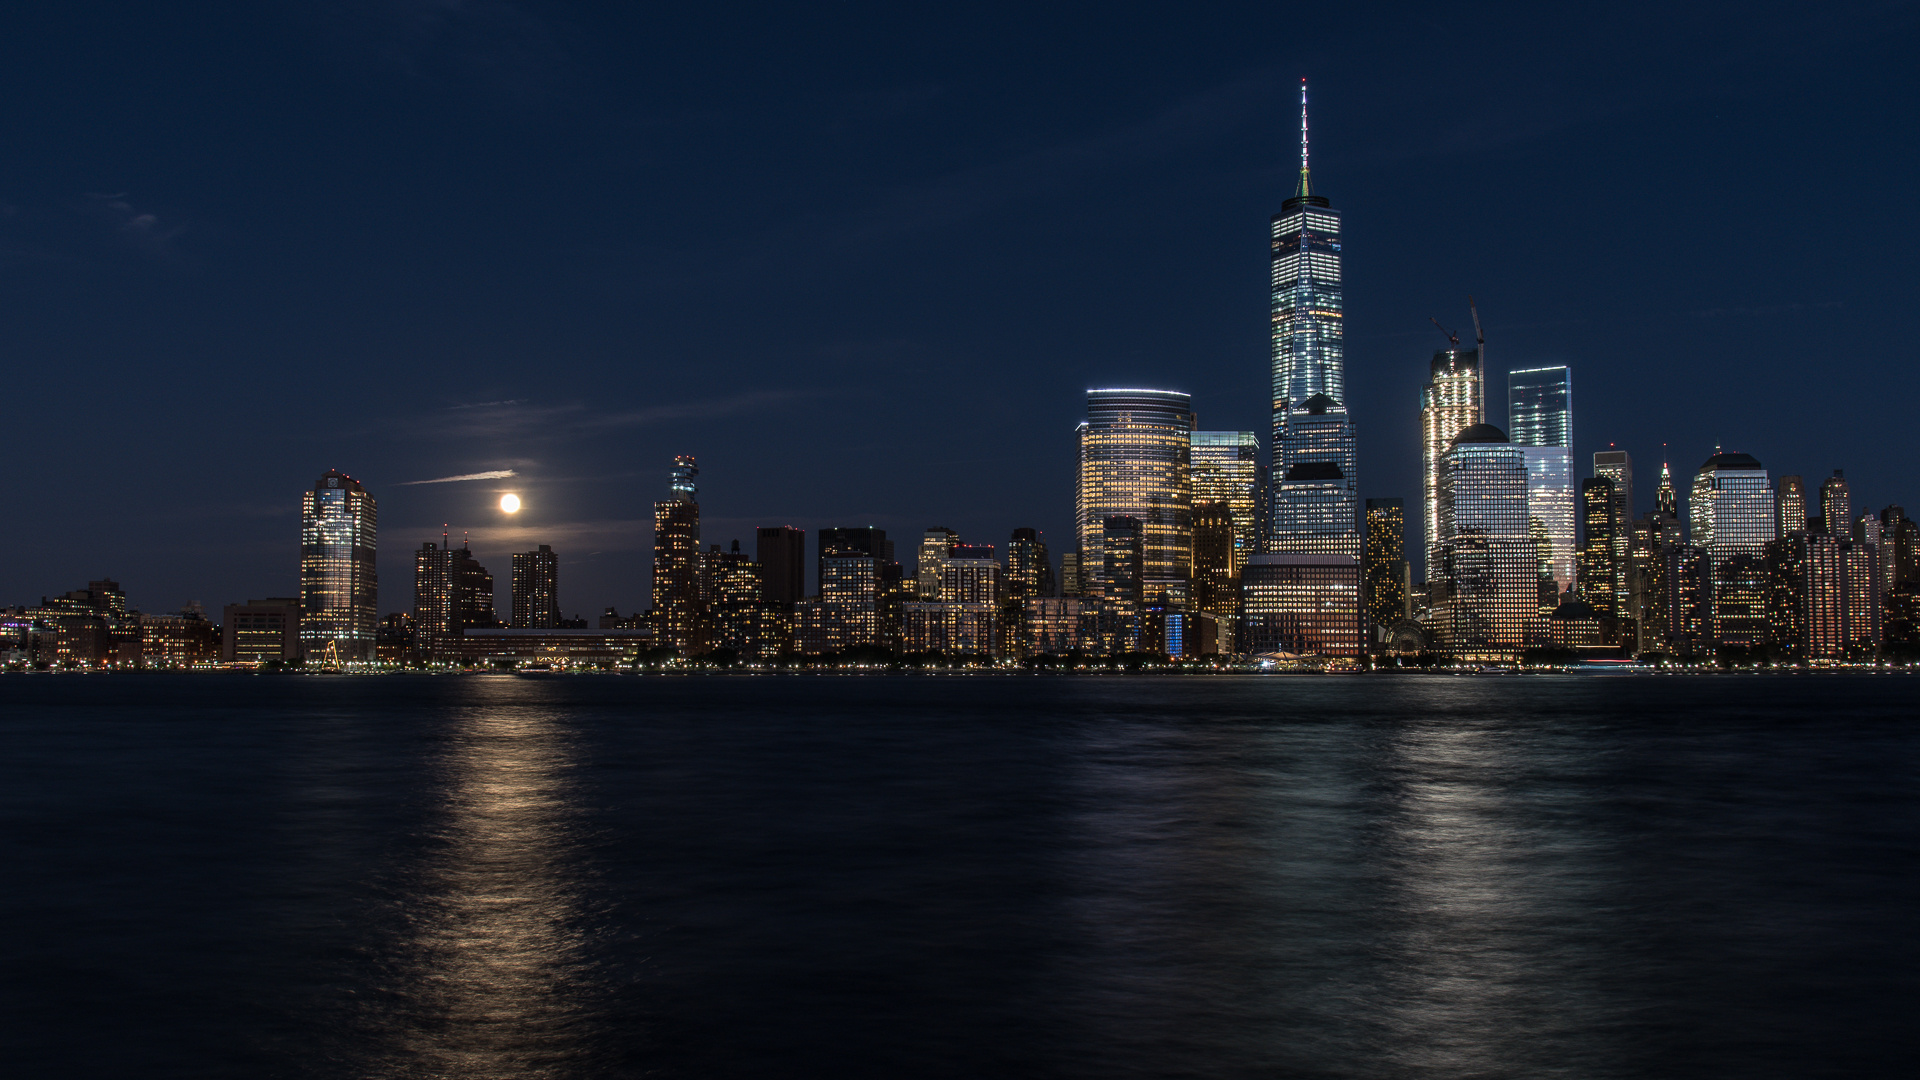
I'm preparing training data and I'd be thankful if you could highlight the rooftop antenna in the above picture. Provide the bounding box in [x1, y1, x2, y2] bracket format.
[1297, 78, 1311, 198]
[442, 524, 449, 550]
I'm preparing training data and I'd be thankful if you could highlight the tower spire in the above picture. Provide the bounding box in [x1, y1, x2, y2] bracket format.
[1297, 78, 1311, 198]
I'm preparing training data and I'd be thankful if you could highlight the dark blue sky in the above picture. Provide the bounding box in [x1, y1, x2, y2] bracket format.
[4, 1, 1916, 616]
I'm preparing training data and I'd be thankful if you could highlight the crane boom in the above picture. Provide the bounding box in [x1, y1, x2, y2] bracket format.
[1429, 317, 1460, 348]
[1468, 295, 1485, 359]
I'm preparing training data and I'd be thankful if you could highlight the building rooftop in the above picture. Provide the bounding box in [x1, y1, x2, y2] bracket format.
[1700, 451, 1764, 472]
[1451, 423, 1510, 445]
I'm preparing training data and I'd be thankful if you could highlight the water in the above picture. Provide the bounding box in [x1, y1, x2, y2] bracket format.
[3, 673, 1915, 1078]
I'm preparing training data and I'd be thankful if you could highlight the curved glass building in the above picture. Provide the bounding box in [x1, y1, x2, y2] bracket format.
[1076, 388, 1194, 607]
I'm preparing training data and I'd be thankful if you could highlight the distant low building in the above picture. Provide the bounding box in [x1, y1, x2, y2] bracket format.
[223, 598, 303, 664]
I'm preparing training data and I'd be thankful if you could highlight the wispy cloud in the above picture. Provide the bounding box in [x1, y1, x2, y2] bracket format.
[84, 192, 188, 263]
[415, 389, 823, 441]
[399, 469, 519, 485]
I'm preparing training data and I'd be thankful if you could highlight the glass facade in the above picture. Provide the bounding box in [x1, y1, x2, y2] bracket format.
[299, 470, 378, 663]
[1518, 446, 1576, 599]
[1189, 431, 1264, 566]
[1432, 429, 1538, 653]
[1507, 366, 1571, 450]
[1419, 348, 1481, 571]
[1075, 389, 1194, 607]
[1689, 452, 1776, 592]
[1270, 85, 1358, 560]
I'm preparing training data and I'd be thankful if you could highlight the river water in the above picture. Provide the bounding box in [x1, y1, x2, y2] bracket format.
[3, 673, 1914, 1078]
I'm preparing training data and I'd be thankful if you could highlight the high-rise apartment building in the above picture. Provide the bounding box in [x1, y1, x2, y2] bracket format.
[1430, 424, 1539, 657]
[1508, 366, 1571, 450]
[1190, 431, 1265, 564]
[1819, 470, 1851, 536]
[299, 470, 378, 662]
[652, 456, 703, 654]
[1593, 450, 1632, 611]
[510, 545, 560, 629]
[1420, 346, 1482, 570]
[414, 537, 497, 660]
[917, 527, 959, 599]
[755, 526, 806, 607]
[1269, 84, 1359, 561]
[1690, 452, 1776, 589]
[1766, 532, 1882, 660]
[1075, 389, 1194, 607]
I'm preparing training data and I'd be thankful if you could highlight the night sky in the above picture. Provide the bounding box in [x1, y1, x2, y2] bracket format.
[4, 2, 1916, 618]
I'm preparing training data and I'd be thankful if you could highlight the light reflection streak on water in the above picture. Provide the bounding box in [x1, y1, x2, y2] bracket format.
[379, 690, 593, 1078]
[1375, 713, 1612, 1077]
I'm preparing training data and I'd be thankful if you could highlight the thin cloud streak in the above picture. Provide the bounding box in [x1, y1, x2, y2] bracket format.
[399, 469, 520, 485]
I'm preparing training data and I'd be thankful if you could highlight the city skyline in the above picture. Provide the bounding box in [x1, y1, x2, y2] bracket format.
[3, 4, 1916, 617]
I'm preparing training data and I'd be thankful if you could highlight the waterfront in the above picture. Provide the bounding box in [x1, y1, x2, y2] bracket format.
[4, 674, 1915, 1078]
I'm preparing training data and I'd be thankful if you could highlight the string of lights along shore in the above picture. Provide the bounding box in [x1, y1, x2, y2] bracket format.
[6, 81, 1918, 671]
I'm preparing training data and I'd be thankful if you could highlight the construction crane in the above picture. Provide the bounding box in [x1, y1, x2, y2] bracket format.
[1469, 295, 1485, 364]
[1429, 317, 1460, 348]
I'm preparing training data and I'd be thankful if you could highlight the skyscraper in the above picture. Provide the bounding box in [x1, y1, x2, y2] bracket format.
[653, 456, 703, 654]
[510, 545, 560, 629]
[414, 535, 497, 661]
[1508, 366, 1571, 450]
[1363, 497, 1408, 631]
[1269, 82, 1359, 559]
[1005, 528, 1053, 600]
[1190, 431, 1265, 565]
[1594, 450, 1632, 611]
[1191, 502, 1238, 632]
[1507, 365, 1574, 600]
[1075, 388, 1194, 606]
[917, 527, 959, 599]
[1819, 470, 1851, 536]
[1431, 424, 1539, 656]
[1690, 452, 1775, 589]
[299, 470, 378, 662]
[1656, 462, 1678, 517]
[1578, 477, 1618, 618]
[1420, 346, 1482, 570]
[755, 526, 806, 607]
[1777, 475, 1808, 536]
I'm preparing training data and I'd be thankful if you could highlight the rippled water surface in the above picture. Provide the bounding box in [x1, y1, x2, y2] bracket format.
[4, 673, 1916, 1078]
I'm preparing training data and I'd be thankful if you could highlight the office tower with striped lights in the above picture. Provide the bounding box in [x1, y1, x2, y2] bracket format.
[1075, 388, 1194, 607]
[299, 470, 378, 662]
[1269, 82, 1359, 559]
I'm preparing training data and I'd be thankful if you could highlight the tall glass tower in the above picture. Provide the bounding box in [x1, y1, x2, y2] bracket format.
[1269, 81, 1358, 557]
[1507, 365, 1574, 599]
[299, 469, 378, 662]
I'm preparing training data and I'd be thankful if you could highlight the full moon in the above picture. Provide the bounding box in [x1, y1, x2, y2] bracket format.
[500, 493, 521, 514]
